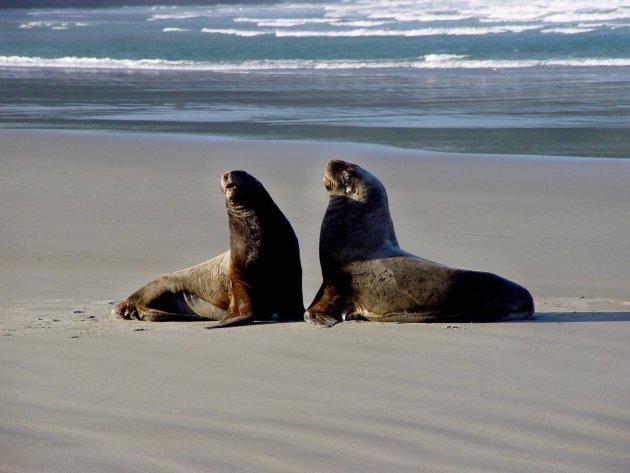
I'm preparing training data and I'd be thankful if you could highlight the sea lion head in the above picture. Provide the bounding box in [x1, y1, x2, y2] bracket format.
[320, 160, 399, 260]
[221, 170, 269, 216]
[323, 159, 388, 206]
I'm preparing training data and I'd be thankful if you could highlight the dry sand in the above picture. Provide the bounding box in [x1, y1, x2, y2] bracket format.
[1, 130, 629, 472]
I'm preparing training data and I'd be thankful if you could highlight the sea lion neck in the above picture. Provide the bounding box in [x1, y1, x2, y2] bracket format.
[225, 202, 256, 219]
[320, 195, 399, 266]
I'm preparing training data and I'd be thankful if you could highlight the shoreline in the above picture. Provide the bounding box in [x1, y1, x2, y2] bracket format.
[3, 123, 629, 159]
[2, 128, 629, 473]
[3, 127, 628, 162]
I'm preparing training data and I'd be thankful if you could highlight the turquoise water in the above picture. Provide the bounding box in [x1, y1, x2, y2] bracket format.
[1, 0, 629, 157]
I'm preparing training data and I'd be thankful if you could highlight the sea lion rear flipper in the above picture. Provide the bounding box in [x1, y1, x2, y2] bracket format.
[112, 298, 181, 322]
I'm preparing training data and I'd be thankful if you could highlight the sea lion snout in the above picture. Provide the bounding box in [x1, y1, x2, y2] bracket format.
[221, 170, 252, 201]
[221, 170, 241, 191]
[323, 174, 332, 191]
[221, 173, 236, 201]
[221, 171, 231, 192]
[323, 160, 341, 191]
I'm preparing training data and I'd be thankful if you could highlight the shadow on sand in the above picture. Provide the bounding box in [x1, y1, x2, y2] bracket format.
[522, 312, 630, 323]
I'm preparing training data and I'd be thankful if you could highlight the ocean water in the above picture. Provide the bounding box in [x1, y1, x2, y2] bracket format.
[1, 0, 629, 157]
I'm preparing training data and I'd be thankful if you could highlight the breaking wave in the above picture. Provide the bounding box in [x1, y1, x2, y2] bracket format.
[2, 55, 629, 72]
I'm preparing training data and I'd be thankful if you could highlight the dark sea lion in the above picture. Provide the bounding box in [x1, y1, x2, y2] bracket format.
[305, 160, 534, 326]
[112, 170, 304, 328]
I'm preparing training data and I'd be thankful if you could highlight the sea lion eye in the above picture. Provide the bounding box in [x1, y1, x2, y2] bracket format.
[341, 171, 353, 193]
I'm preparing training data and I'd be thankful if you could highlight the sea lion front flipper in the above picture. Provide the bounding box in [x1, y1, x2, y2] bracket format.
[304, 311, 339, 327]
[207, 278, 255, 329]
[304, 282, 343, 327]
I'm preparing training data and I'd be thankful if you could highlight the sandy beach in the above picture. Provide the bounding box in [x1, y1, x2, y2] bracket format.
[1, 130, 629, 472]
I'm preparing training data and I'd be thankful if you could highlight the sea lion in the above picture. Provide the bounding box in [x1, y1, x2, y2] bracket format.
[305, 160, 534, 326]
[112, 170, 304, 328]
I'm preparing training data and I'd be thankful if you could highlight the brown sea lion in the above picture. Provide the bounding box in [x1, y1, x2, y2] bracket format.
[305, 159, 534, 326]
[112, 170, 304, 328]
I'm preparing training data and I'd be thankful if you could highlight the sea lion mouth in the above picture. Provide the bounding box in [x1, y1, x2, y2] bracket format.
[220, 170, 263, 218]
[221, 171, 235, 193]
[221, 174, 237, 203]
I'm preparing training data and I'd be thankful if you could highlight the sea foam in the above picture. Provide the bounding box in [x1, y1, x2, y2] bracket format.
[2, 55, 629, 72]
